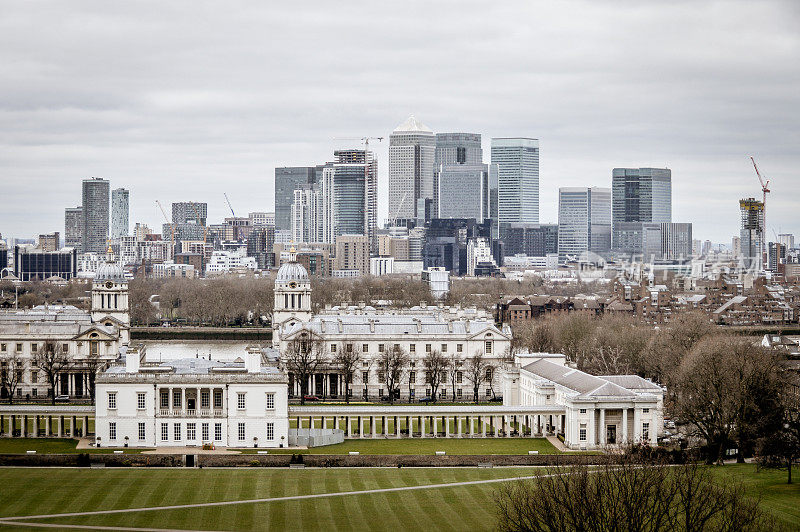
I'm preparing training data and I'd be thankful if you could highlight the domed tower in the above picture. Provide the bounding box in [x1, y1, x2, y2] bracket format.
[272, 249, 312, 333]
[91, 249, 130, 345]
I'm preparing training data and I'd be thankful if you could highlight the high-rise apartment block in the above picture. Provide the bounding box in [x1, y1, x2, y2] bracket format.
[291, 185, 320, 244]
[778, 233, 795, 251]
[611, 168, 672, 255]
[491, 138, 540, 232]
[81, 177, 110, 253]
[557, 187, 611, 260]
[64, 206, 83, 250]
[111, 188, 129, 238]
[334, 234, 370, 276]
[740, 197, 764, 270]
[38, 232, 60, 252]
[171, 202, 207, 245]
[388, 116, 436, 223]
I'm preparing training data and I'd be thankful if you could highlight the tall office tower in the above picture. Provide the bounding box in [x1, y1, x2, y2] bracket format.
[778, 233, 795, 250]
[642, 223, 693, 260]
[291, 185, 320, 243]
[111, 188, 130, 238]
[557, 187, 611, 260]
[64, 206, 83, 250]
[611, 168, 672, 255]
[328, 149, 378, 252]
[274, 166, 317, 232]
[38, 232, 60, 252]
[740, 197, 764, 270]
[81, 177, 110, 253]
[435, 133, 483, 166]
[491, 138, 540, 236]
[388, 116, 435, 223]
[437, 165, 491, 222]
[504, 224, 559, 257]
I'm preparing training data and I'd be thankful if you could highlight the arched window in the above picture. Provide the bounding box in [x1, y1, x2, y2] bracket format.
[284, 294, 288, 309]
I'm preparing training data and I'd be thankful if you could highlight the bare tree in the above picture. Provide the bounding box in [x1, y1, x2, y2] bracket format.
[449, 352, 464, 402]
[82, 349, 105, 404]
[465, 350, 491, 404]
[756, 384, 800, 484]
[423, 349, 448, 402]
[333, 341, 361, 404]
[283, 334, 324, 405]
[0, 352, 23, 404]
[32, 341, 73, 405]
[494, 454, 773, 532]
[379, 344, 409, 405]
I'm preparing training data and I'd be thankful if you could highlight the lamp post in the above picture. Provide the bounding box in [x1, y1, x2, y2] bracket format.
[253, 436, 258, 448]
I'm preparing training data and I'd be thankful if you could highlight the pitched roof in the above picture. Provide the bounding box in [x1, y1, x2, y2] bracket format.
[522, 359, 638, 399]
[393, 115, 432, 133]
[283, 313, 504, 339]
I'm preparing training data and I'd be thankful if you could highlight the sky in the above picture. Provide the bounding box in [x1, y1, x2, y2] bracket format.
[0, 0, 798, 245]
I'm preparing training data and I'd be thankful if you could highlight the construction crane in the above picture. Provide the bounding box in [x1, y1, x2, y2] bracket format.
[750, 156, 771, 270]
[224, 193, 236, 218]
[155, 200, 175, 259]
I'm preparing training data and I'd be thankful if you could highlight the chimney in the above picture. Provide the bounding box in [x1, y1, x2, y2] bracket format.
[246, 351, 261, 373]
[125, 351, 140, 373]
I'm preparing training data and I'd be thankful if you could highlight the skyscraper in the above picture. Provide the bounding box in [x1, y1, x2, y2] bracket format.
[611, 168, 672, 255]
[291, 184, 320, 244]
[275, 166, 320, 232]
[388, 116, 435, 223]
[491, 138, 540, 232]
[331, 149, 378, 252]
[81, 177, 110, 253]
[437, 165, 491, 222]
[740, 197, 764, 270]
[111, 188, 129, 238]
[171, 202, 207, 246]
[64, 206, 83, 250]
[778, 233, 795, 251]
[557, 187, 611, 260]
[435, 133, 483, 166]
[641, 223, 693, 260]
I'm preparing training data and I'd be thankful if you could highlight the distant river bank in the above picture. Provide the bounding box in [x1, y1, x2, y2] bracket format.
[139, 340, 268, 362]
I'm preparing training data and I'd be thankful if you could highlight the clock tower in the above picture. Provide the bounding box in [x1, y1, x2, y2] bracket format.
[272, 248, 312, 336]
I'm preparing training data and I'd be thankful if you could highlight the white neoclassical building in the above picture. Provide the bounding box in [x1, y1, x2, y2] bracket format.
[95, 347, 289, 448]
[503, 353, 663, 449]
[0, 257, 130, 400]
[271, 252, 512, 400]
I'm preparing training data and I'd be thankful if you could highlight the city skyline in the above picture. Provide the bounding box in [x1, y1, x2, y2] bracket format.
[0, 1, 798, 243]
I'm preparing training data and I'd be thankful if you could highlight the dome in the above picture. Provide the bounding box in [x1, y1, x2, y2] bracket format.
[276, 261, 309, 283]
[95, 260, 126, 282]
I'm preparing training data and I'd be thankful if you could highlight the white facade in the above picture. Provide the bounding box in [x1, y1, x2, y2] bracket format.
[370, 256, 394, 276]
[504, 354, 663, 450]
[205, 251, 257, 275]
[389, 116, 435, 221]
[491, 138, 540, 226]
[467, 238, 496, 276]
[422, 267, 450, 299]
[95, 349, 289, 448]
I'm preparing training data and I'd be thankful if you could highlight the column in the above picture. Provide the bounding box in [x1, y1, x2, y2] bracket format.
[599, 409, 606, 446]
[359, 417, 364, 439]
[481, 416, 486, 437]
[457, 416, 462, 438]
[370, 417, 376, 438]
[506, 415, 512, 438]
[470, 416, 475, 437]
[633, 408, 641, 443]
[58, 416, 63, 437]
[432, 416, 438, 438]
[181, 387, 186, 415]
[84, 416, 89, 437]
[32, 416, 38, 438]
[622, 408, 628, 443]
[395, 416, 400, 438]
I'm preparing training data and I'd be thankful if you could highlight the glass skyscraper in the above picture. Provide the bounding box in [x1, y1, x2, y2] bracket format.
[111, 188, 129, 238]
[490, 138, 539, 232]
[81, 177, 110, 254]
[388, 116, 436, 222]
[558, 187, 611, 260]
[611, 168, 672, 255]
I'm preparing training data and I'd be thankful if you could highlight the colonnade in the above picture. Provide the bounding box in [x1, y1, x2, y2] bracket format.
[0, 413, 93, 437]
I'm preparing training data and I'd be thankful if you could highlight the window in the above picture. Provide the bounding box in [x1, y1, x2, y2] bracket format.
[237, 393, 246, 409]
[378, 372, 385, 383]
[485, 388, 492, 397]
[439, 388, 446, 398]
[32, 389, 37, 397]
[107, 392, 117, 409]
[579, 425, 587, 441]
[409, 344, 416, 353]
[0, 343, 5, 352]
[362, 344, 369, 352]
[425, 344, 432, 353]
[31, 343, 38, 353]
[173, 391, 181, 409]
[266, 393, 275, 410]
[330, 343, 337, 353]
[456, 371, 462, 384]
[16, 343, 22, 353]
[410, 389, 415, 398]
[31, 371, 38, 383]
[202, 423, 209, 441]
[441, 344, 447, 352]
[238, 422, 246, 441]
[362, 371, 368, 383]
[109, 422, 116, 440]
[485, 341, 493, 354]
[485, 368, 493, 381]
[266, 422, 274, 441]
[643, 408, 650, 414]
[174, 423, 181, 441]
[378, 388, 384, 397]
[378, 344, 385, 352]
[457, 389, 462, 399]
[138, 422, 146, 441]
[214, 423, 222, 441]
[642, 423, 650, 441]
[409, 371, 416, 384]
[425, 372, 431, 384]
[160, 391, 169, 409]
[187, 423, 196, 440]
[579, 408, 587, 414]
[201, 391, 210, 409]
[161, 423, 169, 441]
[137, 392, 146, 410]
[62, 344, 69, 353]
[456, 344, 463, 353]
[213, 390, 222, 408]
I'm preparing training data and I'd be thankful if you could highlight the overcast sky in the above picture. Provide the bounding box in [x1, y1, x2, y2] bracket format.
[1, 0, 798, 244]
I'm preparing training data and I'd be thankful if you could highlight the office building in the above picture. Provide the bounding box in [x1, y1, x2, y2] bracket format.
[334, 234, 370, 277]
[0, 242, 7, 273]
[435, 133, 483, 166]
[332, 149, 378, 251]
[13, 245, 78, 281]
[491, 138, 540, 231]
[249, 212, 275, 227]
[170, 202, 207, 248]
[778, 233, 795, 251]
[467, 238, 499, 276]
[641, 223, 693, 260]
[611, 168, 672, 255]
[38, 232, 60, 252]
[388, 116, 436, 222]
[247, 226, 275, 269]
[111, 188, 130, 238]
[274, 166, 318, 232]
[64, 207, 83, 251]
[557, 187, 611, 260]
[82, 177, 110, 254]
[768, 242, 786, 272]
[423, 218, 493, 275]
[504, 224, 558, 257]
[740, 198, 764, 271]
[437, 164, 492, 222]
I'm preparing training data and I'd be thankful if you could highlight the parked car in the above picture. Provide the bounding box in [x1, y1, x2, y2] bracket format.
[418, 396, 433, 403]
[54, 395, 70, 402]
[488, 396, 503, 403]
[302, 395, 320, 402]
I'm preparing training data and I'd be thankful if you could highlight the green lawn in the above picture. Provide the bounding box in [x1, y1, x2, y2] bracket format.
[238, 437, 560, 455]
[0, 465, 795, 531]
[0, 438, 148, 454]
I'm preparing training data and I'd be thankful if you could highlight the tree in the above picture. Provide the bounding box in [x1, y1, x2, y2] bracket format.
[283, 334, 324, 405]
[0, 352, 23, 404]
[423, 349, 448, 402]
[673, 335, 784, 463]
[333, 341, 361, 404]
[32, 341, 73, 405]
[379, 344, 409, 405]
[465, 351, 491, 403]
[82, 349, 104, 404]
[756, 385, 800, 484]
[449, 352, 464, 402]
[494, 454, 773, 532]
